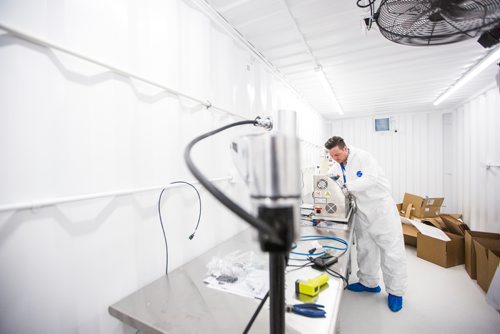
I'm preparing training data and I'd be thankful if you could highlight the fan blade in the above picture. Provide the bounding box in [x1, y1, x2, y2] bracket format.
[442, 1, 491, 21]
[401, 7, 438, 30]
[384, 0, 432, 16]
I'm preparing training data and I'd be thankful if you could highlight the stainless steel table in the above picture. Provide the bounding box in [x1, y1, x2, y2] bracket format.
[109, 221, 354, 334]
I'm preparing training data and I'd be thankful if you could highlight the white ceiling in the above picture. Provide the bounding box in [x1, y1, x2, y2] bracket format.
[206, 0, 499, 119]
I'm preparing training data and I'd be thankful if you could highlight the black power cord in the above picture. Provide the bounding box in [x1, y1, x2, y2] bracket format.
[183, 119, 283, 246]
[356, 0, 376, 8]
[158, 181, 202, 275]
[243, 291, 270, 334]
[356, 0, 377, 30]
[326, 267, 349, 288]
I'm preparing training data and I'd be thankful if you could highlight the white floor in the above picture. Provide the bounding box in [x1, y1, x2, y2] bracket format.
[337, 245, 500, 334]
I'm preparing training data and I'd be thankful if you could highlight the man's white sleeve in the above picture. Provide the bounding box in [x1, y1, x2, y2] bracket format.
[346, 152, 380, 192]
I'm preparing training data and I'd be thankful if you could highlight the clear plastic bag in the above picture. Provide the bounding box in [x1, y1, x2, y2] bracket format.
[206, 250, 263, 281]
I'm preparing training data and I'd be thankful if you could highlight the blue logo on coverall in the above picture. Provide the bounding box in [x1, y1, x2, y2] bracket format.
[356, 170, 363, 177]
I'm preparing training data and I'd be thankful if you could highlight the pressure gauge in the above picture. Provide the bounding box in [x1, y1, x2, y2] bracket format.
[317, 179, 328, 190]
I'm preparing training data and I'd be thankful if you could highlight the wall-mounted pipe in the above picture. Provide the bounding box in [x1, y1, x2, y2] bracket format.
[0, 22, 242, 119]
[0, 176, 233, 213]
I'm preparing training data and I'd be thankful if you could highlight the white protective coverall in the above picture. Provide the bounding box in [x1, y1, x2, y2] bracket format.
[330, 146, 407, 296]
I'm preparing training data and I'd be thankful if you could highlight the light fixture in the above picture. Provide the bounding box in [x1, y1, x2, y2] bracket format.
[315, 66, 344, 115]
[433, 46, 500, 106]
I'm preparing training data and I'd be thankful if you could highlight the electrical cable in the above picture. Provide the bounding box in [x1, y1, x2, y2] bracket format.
[169, 181, 202, 240]
[243, 290, 269, 334]
[158, 181, 202, 275]
[286, 262, 314, 273]
[290, 235, 348, 257]
[184, 119, 283, 246]
[326, 267, 349, 288]
[158, 187, 169, 275]
[356, 0, 376, 8]
[356, 0, 377, 30]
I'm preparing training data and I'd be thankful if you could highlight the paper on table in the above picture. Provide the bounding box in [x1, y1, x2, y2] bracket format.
[411, 220, 450, 241]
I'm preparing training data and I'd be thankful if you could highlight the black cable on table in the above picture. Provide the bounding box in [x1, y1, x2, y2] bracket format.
[158, 181, 202, 275]
[243, 291, 269, 334]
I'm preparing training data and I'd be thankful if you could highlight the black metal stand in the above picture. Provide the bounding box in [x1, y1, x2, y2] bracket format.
[269, 252, 286, 334]
[258, 206, 295, 334]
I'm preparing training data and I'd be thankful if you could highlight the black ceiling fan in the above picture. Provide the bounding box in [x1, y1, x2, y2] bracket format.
[374, 0, 500, 46]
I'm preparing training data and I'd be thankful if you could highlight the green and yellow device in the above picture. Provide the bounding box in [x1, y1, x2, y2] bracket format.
[295, 273, 329, 297]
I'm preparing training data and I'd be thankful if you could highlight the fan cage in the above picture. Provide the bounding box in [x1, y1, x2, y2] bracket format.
[376, 0, 500, 46]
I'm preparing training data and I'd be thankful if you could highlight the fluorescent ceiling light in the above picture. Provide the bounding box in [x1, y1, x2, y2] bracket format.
[434, 46, 500, 106]
[316, 68, 344, 115]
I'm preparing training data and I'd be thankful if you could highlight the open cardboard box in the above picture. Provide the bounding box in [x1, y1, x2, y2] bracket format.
[397, 200, 467, 249]
[414, 213, 470, 267]
[473, 238, 500, 292]
[417, 231, 464, 268]
[402, 193, 444, 219]
[465, 231, 500, 279]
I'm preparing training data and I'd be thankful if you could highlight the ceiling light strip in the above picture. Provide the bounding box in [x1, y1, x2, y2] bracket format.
[278, 0, 344, 114]
[433, 46, 500, 106]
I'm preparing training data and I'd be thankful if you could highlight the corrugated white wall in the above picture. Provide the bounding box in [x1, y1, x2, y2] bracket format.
[443, 88, 500, 233]
[330, 112, 444, 204]
[0, 1, 328, 333]
[330, 87, 500, 234]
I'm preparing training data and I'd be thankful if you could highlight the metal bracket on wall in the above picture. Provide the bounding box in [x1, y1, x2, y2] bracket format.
[486, 162, 500, 170]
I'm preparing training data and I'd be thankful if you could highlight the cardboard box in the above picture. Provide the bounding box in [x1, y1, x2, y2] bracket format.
[417, 232, 464, 268]
[402, 193, 444, 218]
[473, 238, 500, 292]
[465, 231, 500, 279]
[402, 223, 418, 247]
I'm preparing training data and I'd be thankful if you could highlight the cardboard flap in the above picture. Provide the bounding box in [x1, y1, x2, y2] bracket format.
[488, 249, 500, 259]
[474, 238, 500, 253]
[421, 217, 446, 230]
[402, 223, 418, 238]
[440, 214, 469, 236]
[465, 230, 500, 240]
[402, 193, 423, 214]
[474, 239, 488, 257]
[404, 203, 413, 218]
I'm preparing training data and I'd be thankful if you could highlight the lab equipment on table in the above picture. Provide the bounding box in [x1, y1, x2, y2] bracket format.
[312, 174, 355, 223]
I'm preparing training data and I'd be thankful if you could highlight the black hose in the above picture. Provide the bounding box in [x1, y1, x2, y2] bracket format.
[184, 120, 283, 246]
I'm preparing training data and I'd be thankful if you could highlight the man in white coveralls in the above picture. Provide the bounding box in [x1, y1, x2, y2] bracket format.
[325, 136, 407, 312]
